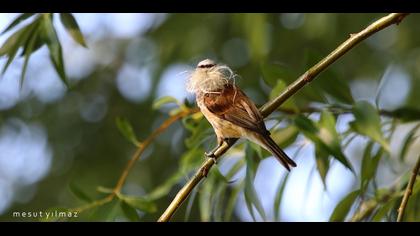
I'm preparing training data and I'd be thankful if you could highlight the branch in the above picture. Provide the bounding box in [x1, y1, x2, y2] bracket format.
[157, 13, 410, 222]
[397, 154, 420, 222]
[350, 189, 396, 222]
[113, 107, 199, 194]
[68, 108, 199, 215]
[350, 156, 420, 222]
[260, 13, 408, 117]
[274, 106, 413, 120]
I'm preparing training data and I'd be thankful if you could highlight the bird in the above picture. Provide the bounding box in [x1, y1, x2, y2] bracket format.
[186, 59, 297, 171]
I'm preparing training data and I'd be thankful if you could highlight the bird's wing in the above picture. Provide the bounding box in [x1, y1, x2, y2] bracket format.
[203, 84, 269, 135]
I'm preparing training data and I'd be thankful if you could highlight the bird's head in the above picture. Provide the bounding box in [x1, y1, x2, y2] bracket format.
[186, 59, 235, 94]
[196, 59, 216, 70]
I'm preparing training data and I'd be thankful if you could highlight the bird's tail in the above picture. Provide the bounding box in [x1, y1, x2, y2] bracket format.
[258, 134, 297, 171]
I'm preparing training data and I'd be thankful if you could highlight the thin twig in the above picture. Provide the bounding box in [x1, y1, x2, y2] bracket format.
[275, 106, 408, 119]
[350, 190, 395, 222]
[158, 13, 410, 222]
[397, 154, 420, 222]
[113, 108, 199, 193]
[71, 194, 115, 213]
[68, 108, 199, 215]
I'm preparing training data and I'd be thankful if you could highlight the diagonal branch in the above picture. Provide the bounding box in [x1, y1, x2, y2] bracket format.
[157, 13, 410, 222]
[397, 154, 420, 222]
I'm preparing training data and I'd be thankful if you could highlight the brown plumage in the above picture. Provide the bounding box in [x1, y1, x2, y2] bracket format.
[188, 59, 296, 171]
[201, 84, 296, 171]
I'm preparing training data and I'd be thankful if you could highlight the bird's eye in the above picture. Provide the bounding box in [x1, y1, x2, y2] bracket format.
[198, 64, 215, 68]
[197, 59, 216, 68]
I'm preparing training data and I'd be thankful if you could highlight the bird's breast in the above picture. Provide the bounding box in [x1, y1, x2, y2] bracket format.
[197, 100, 243, 139]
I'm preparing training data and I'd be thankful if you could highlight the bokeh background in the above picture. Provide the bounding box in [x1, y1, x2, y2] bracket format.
[0, 13, 419, 222]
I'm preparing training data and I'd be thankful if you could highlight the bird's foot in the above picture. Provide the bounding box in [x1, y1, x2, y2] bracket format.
[204, 151, 217, 164]
[204, 151, 215, 158]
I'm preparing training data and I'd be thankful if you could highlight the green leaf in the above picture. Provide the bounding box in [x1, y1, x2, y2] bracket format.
[368, 151, 383, 184]
[224, 158, 245, 180]
[330, 78, 354, 104]
[20, 32, 45, 56]
[360, 142, 383, 193]
[224, 180, 244, 221]
[249, 142, 264, 160]
[313, 70, 354, 104]
[360, 141, 374, 192]
[294, 114, 353, 172]
[0, 18, 40, 74]
[315, 147, 330, 186]
[69, 182, 93, 203]
[400, 124, 420, 162]
[42, 14, 69, 87]
[319, 110, 336, 132]
[20, 25, 41, 88]
[302, 48, 354, 104]
[318, 110, 352, 171]
[89, 198, 120, 221]
[115, 117, 140, 147]
[182, 112, 202, 131]
[119, 194, 157, 213]
[269, 80, 286, 100]
[152, 96, 180, 110]
[145, 170, 185, 200]
[0, 27, 26, 56]
[212, 165, 230, 183]
[212, 181, 227, 222]
[396, 172, 411, 192]
[212, 160, 245, 221]
[273, 174, 289, 221]
[199, 175, 215, 221]
[185, 118, 212, 148]
[184, 187, 199, 222]
[244, 144, 266, 221]
[412, 180, 420, 196]
[329, 190, 359, 222]
[409, 183, 420, 221]
[214, 159, 246, 220]
[179, 147, 205, 173]
[372, 198, 398, 222]
[1, 13, 35, 34]
[120, 201, 140, 221]
[294, 115, 318, 134]
[59, 13, 87, 47]
[271, 125, 299, 148]
[269, 80, 298, 111]
[350, 101, 390, 152]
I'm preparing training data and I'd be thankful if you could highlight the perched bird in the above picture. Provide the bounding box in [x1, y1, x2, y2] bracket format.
[186, 59, 296, 171]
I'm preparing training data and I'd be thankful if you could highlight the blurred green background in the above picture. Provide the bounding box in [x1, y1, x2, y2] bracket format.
[0, 13, 419, 222]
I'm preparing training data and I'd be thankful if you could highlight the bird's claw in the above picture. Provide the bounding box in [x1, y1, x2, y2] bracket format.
[204, 152, 217, 164]
[204, 151, 214, 157]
